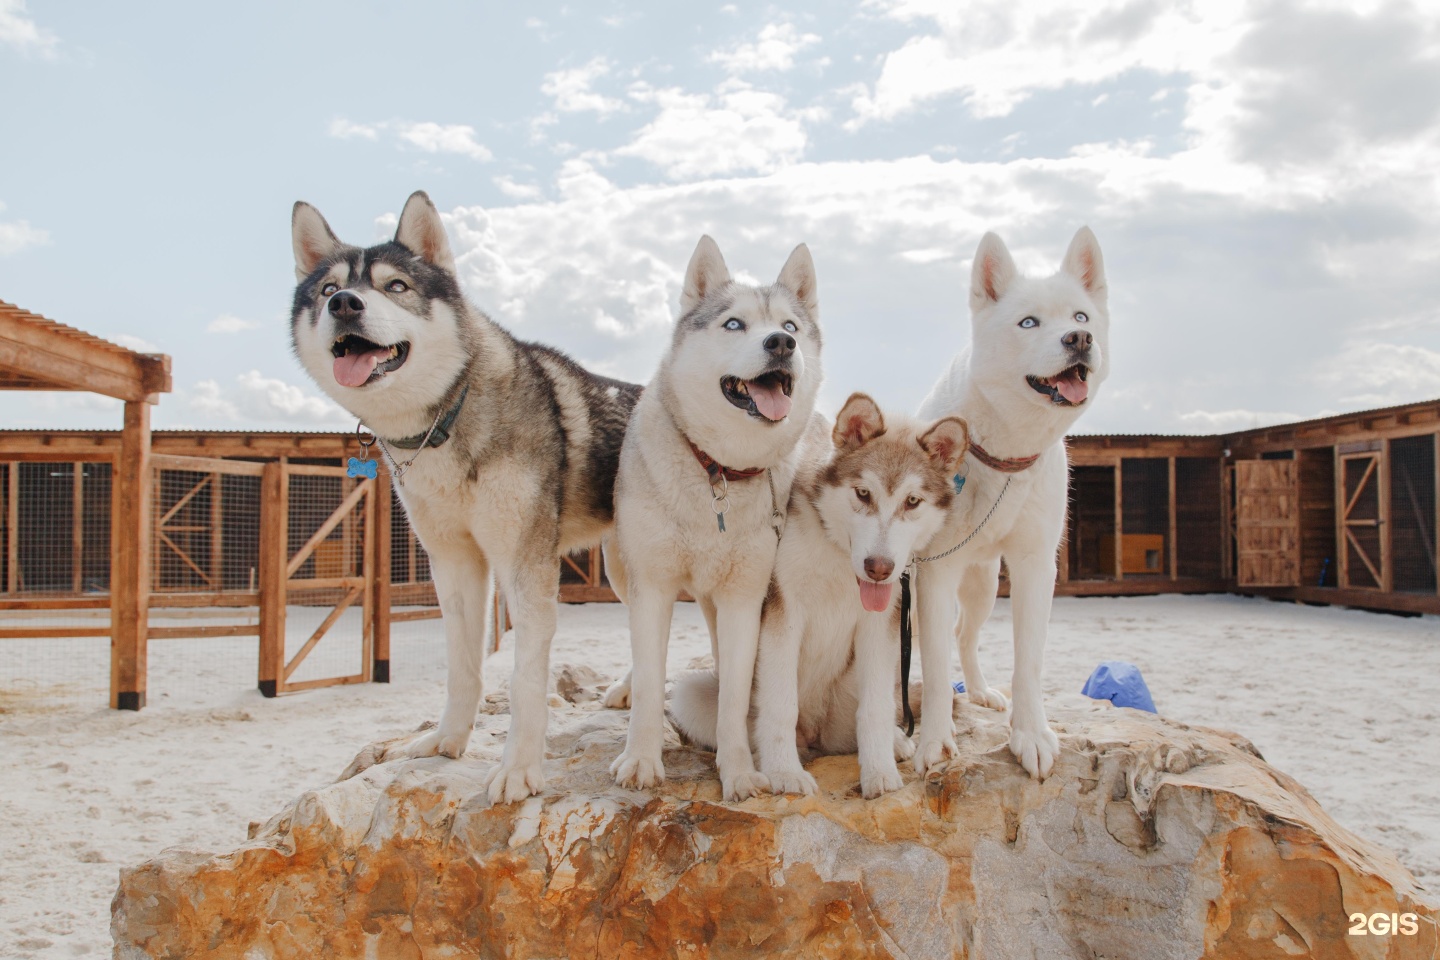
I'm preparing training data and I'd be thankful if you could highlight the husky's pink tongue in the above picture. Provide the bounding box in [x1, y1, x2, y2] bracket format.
[747, 379, 792, 421]
[856, 578, 893, 613]
[333, 348, 389, 388]
[1054, 368, 1089, 404]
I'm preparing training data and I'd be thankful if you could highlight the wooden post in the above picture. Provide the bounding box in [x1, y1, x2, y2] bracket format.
[110, 401, 151, 710]
[7, 462, 19, 594]
[1113, 463, 1124, 582]
[210, 472, 223, 589]
[1435, 433, 1439, 599]
[257, 460, 287, 697]
[1334, 448, 1348, 589]
[1380, 440, 1392, 594]
[72, 462, 83, 593]
[372, 471, 392, 682]
[360, 482, 375, 682]
[1168, 457, 1178, 581]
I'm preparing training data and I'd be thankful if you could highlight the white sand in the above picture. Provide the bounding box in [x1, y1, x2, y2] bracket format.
[2, 594, 1437, 957]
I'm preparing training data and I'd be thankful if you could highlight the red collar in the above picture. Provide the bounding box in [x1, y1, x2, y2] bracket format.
[969, 440, 1040, 473]
[689, 441, 766, 482]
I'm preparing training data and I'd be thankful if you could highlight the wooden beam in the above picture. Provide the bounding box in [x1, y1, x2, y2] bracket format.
[72, 462, 83, 593]
[1335, 448, 1348, 589]
[257, 460, 287, 698]
[285, 480, 369, 579]
[283, 583, 363, 682]
[1380, 440, 1392, 593]
[110, 400, 151, 710]
[0, 305, 171, 401]
[210, 473, 223, 591]
[1168, 457, 1177, 581]
[1435, 433, 1439, 599]
[6, 462, 18, 594]
[1113, 465, 1124, 582]
[372, 471, 392, 683]
[146, 624, 261, 640]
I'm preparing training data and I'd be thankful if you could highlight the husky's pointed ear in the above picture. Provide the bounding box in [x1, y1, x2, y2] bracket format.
[833, 393, 885, 451]
[1061, 226, 1106, 305]
[776, 243, 818, 319]
[681, 235, 731, 314]
[293, 202, 342, 280]
[919, 416, 969, 472]
[395, 191, 456, 274]
[970, 232, 1017, 311]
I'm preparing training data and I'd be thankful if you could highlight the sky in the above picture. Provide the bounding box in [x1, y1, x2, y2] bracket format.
[1, 0, 1439, 435]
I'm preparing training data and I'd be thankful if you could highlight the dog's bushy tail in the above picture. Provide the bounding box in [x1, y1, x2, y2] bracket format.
[668, 670, 719, 750]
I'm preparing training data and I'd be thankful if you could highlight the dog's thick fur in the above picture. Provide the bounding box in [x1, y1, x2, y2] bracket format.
[607, 235, 825, 801]
[671, 393, 969, 799]
[912, 227, 1108, 780]
[289, 192, 641, 803]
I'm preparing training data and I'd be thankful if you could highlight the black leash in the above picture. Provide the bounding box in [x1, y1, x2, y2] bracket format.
[900, 571, 914, 736]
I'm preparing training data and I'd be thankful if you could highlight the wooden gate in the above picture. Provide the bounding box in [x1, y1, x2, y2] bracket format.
[1338, 451, 1386, 590]
[1235, 460, 1299, 587]
[258, 462, 375, 695]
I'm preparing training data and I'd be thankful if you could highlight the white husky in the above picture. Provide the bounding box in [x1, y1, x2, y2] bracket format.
[671, 393, 969, 798]
[606, 235, 825, 801]
[913, 228, 1108, 780]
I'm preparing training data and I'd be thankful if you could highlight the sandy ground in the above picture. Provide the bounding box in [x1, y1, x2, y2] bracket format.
[1, 593, 1437, 957]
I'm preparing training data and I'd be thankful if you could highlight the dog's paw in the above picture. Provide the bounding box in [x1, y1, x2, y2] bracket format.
[968, 686, 1010, 712]
[892, 727, 916, 762]
[722, 768, 770, 802]
[764, 768, 817, 796]
[385, 727, 469, 762]
[611, 749, 665, 789]
[1009, 723, 1061, 780]
[484, 760, 545, 804]
[914, 735, 957, 778]
[861, 764, 904, 799]
[601, 679, 632, 709]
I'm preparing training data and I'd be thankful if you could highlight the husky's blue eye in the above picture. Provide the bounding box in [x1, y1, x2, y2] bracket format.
[321, 283, 339, 297]
[783, 320, 798, 333]
[1074, 311, 1088, 323]
[723, 318, 744, 331]
[1019, 316, 1039, 329]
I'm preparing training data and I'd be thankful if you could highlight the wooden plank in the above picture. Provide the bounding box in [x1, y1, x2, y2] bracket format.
[1240, 584, 1440, 616]
[372, 471, 391, 682]
[151, 591, 259, 608]
[361, 478, 374, 683]
[282, 583, 363, 682]
[1168, 457, 1177, 581]
[110, 400, 151, 710]
[286, 576, 366, 591]
[72, 462, 83, 593]
[0, 337, 156, 402]
[390, 607, 443, 623]
[0, 304, 171, 392]
[285, 479, 369, 579]
[1234, 460, 1299, 587]
[210, 473, 223, 591]
[257, 460, 286, 697]
[1380, 440, 1392, 593]
[1334, 447, 1347, 590]
[282, 673, 368, 693]
[0, 626, 112, 639]
[283, 462, 351, 478]
[1112, 465, 1124, 582]
[157, 529, 213, 586]
[149, 454, 266, 476]
[0, 596, 110, 610]
[147, 624, 261, 640]
[6, 462, 17, 594]
[1435, 432, 1439, 599]
[157, 472, 208, 526]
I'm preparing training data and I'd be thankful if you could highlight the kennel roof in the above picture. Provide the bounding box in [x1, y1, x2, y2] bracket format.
[0, 299, 171, 403]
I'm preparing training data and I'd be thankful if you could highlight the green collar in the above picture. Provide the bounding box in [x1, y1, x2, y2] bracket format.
[386, 384, 470, 450]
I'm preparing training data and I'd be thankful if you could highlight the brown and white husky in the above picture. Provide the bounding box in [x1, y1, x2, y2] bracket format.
[670, 393, 969, 798]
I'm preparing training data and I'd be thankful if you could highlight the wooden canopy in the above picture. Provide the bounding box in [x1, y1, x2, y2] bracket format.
[0, 300, 171, 402]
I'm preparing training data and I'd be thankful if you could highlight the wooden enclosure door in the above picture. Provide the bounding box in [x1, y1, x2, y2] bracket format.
[1338, 452, 1386, 591]
[1234, 460, 1299, 587]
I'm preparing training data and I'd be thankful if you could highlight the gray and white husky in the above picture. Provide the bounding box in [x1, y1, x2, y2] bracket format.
[605, 235, 825, 801]
[670, 393, 970, 799]
[289, 191, 641, 803]
[913, 227, 1109, 781]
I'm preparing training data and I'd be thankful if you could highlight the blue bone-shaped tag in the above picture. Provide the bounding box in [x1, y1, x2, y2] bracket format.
[953, 474, 967, 495]
[347, 457, 378, 480]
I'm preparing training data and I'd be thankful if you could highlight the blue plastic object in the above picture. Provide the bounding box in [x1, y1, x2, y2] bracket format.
[951, 680, 966, 694]
[1081, 661, 1156, 713]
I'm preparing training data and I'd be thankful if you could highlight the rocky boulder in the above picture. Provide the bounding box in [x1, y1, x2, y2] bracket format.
[112, 695, 1437, 959]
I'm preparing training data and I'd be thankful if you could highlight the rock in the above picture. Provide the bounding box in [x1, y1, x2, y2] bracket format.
[553, 662, 608, 704]
[113, 696, 1437, 959]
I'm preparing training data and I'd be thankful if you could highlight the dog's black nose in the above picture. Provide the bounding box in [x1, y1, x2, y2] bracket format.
[1062, 330, 1092, 351]
[864, 556, 894, 582]
[329, 291, 366, 322]
[764, 332, 796, 357]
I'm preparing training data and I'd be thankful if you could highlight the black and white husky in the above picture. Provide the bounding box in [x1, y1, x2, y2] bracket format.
[671, 393, 970, 798]
[605, 235, 825, 801]
[289, 191, 641, 804]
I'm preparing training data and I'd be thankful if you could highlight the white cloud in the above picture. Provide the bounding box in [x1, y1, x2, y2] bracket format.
[493, 175, 542, 201]
[328, 118, 492, 161]
[1176, 409, 1306, 434]
[0, 214, 48, 255]
[207, 315, 262, 334]
[1316, 343, 1440, 411]
[616, 81, 808, 179]
[0, 0, 57, 57]
[709, 22, 821, 74]
[111, 333, 161, 353]
[542, 58, 627, 116]
[188, 372, 350, 427]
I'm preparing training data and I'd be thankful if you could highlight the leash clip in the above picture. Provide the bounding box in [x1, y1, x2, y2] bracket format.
[707, 467, 730, 533]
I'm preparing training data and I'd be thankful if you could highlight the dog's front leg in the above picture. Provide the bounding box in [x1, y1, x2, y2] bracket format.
[485, 557, 560, 803]
[1005, 549, 1060, 779]
[389, 543, 490, 762]
[914, 561, 959, 777]
[714, 594, 769, 800]
[755, 603, 815, 796]
[611, 581, 674, 789]
[854, 612, 904, 798]
[956, 560, 1009, 711]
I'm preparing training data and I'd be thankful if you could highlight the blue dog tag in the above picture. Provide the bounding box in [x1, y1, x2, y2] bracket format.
[346, 457, 378, 480]
[953, 474, 967, 495]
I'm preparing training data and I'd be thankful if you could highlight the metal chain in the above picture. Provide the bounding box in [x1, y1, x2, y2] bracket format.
[911, 476, 1012, 565]
[369, 402, 447, 487]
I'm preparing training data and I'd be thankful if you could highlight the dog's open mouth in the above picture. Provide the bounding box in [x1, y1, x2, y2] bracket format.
[1026, 364, 1089, 406]
[331, 334, 410, 388]
[721, 370, 794, 422]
